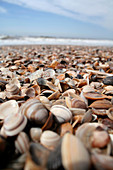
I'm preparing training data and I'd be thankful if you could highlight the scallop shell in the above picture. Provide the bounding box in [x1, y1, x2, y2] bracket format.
[3, 113, 27, 136]
[15, 132, 29, 154]
[61, 133, 90, 170]
[0, 100, 19, 120]
[50, 105, 72, 124]
[40, 130, 60, 149]
[20, 98, 48, 125]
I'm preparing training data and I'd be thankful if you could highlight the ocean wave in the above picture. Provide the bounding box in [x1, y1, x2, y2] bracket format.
[0, 36, 113, 46]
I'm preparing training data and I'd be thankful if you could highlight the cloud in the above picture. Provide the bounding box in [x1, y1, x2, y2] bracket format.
[1, 0, 113, 30]
[0, 6, 7, 13]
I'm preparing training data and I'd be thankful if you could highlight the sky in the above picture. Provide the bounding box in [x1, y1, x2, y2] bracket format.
[0, 0, 113, 39]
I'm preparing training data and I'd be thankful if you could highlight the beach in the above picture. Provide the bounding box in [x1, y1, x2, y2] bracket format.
[0, 44, 113, 169]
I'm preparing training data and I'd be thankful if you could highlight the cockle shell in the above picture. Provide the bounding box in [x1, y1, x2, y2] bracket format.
[61, 133, 90, 170]
[40, 130, 60, 149]
[3, 113, 27, 136]
[15, 132, 29, 154]
[0, 100, 19, 120]
[19, 98, 48, 125]
[50, 105, 72, 123]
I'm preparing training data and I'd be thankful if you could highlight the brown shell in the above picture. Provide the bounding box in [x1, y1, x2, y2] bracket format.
[89, 99, 112, 109]
[71, 98, 87, 109]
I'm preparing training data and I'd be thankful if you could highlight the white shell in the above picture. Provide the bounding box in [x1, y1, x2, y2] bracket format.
[50, 105, 72, 123]
[30, 127, 42, 142]
[0, 100, 19, 120]
[40, 130, 60, 149]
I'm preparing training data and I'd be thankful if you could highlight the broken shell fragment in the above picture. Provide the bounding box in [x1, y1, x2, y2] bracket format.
[50, 105, 72, 124]
[40, 130, 60, 149]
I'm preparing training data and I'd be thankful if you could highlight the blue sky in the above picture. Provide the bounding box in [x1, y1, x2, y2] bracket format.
[0, 0, 113, 39]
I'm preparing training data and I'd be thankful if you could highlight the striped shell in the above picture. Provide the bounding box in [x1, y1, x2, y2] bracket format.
[40, 130, 60, 149]
[6, 83, 20, 95]
[3, 113, 27, 136]
[15, 132, 29, 154]
[19, 98, 48, 125]
[50, 105, 72, 123]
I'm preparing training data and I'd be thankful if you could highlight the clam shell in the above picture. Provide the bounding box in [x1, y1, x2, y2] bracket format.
[39, 96, 51, 110]
[83, 92, 107, 100]
[48, 90, 60, 100]
[15, 132, 29, 154]
[40, 130, 60, 149]
[89, 99, 112, 109]
[0, 100, 19, 120]
[71, 98, 87, 109]
[50, 105, 72, 124]
[61, 133, 90, 170]
[20, 98, 48, 125]
[92, 108, 107, 116]
[3, 113, 27, 136]
[6, 83, 20, 95]
[30, 128, 42, 142]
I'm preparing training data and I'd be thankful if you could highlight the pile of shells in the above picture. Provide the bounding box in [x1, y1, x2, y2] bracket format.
[0, 45, 113, 169]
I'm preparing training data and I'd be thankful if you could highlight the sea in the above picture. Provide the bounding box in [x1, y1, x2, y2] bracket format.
[0, 35, 113, 46]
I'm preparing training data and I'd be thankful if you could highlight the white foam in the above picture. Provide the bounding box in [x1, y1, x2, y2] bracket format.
[0, 36, 113, 46]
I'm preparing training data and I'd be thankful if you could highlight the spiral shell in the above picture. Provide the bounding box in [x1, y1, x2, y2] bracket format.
[50, 105, 72, 124]
[20, 98, 48, 125]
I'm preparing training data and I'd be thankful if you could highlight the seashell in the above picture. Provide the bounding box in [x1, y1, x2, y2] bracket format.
[30, 128, 42, 142]
[89, 99, 112, 109]
[43, 69, 55, 79]
[42, 111, 53, 131]
[32, 84, 41, 95]
[90, 82, 103, 89]
[81, 109, 93, 123]
[104, 85, 113, 91]
[92, 108, 107, 116]
[61, 133, 91, 170]
[3, 113, 27, 136]
[25, 87, 35, 98]
[98, 118, 113, 130]
[41, 90, 54, 97]
[103, 76, 113, 85]
[91, 130, 110, 148]
[28, 64, 35, 72]
[76, 123, 107, 150]
[0, 100, 19, 120]
[52, 98, 66, 106]
[82, 85, 95, 93]
[50, 105, 72, 124]
[62, 89, 76, 97]
[69, 108, 86, 116]
[48, 90, 60, 100]
[0, 92, 6, 99]
[107, 107, 113, 120]
[24, 142, 49, 170]
[40, 130, 60, 149]
[57, 74, 65, 81]
[71, 98, 87, 109]
[10, 77, 21, 88]
[59, 81, 70, 92]
[57, 122, 73, 136]
[39, 96, 51, 110]
[6, 83, 20, 95]
[15, 132, 29, 154]
[91, 152, 113, 170]
[83, 92, 107, 100]
[20, 98, 48, 125]
[72, 115, 83, 128]
[46, 81, 58, 92]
